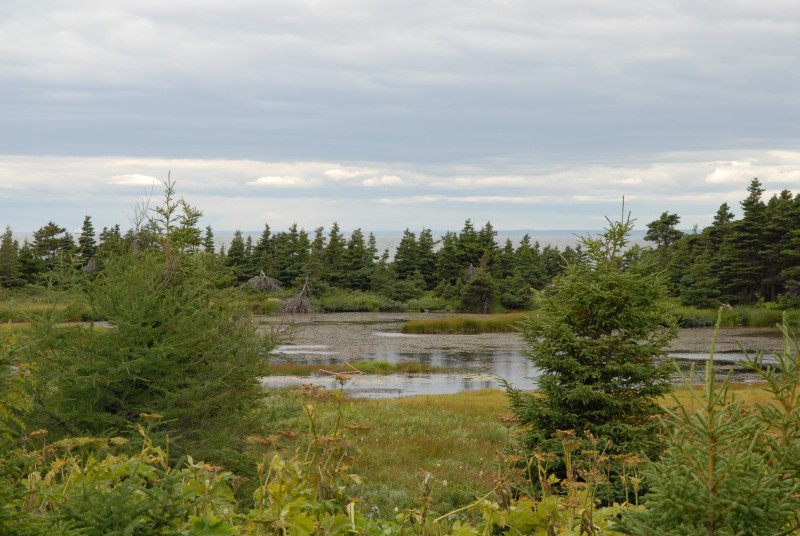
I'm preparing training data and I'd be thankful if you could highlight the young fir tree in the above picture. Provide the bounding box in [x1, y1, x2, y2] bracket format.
[616, 315, 800, 534]
[23, 187, 272, 471]
[505, 208, 678, 501]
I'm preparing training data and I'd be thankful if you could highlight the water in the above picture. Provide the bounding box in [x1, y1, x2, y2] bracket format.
[263, 339, 765, 399]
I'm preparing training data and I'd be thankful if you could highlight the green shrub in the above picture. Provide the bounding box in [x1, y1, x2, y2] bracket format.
[315, 290, 383, 312]
[405, 293, 451, 311]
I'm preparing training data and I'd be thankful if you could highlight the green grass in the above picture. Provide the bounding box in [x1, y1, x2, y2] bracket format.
[675, 305, 800, 328]
[400, 312, 531, 334]
[260, 382, 772, 516]
[260, 388, 510, 515]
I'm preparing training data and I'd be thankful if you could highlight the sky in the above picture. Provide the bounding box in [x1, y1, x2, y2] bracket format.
[1, 0, 798, 236]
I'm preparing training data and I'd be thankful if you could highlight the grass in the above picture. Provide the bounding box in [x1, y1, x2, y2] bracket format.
[400, 312, 531, 334]
[675, 305, 800, 328]
[261, 388, 511, 515]
[261, 381, 774, 517]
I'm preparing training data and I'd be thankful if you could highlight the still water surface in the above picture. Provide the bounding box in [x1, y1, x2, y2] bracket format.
[262, 332, 762, 399]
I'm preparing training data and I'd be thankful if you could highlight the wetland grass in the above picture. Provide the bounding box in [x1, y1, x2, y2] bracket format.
[400, 312, 531, 334]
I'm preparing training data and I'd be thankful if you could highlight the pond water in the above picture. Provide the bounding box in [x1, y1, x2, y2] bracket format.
[261, 331, 770, 399]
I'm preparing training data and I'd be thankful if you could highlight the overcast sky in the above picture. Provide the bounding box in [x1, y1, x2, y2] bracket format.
[1, 0, 798, 235]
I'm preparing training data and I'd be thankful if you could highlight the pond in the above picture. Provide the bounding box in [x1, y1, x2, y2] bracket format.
[257, 313, 785, 398]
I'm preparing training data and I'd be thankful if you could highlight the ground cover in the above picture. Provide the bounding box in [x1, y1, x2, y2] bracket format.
[400, 312, 531, 334]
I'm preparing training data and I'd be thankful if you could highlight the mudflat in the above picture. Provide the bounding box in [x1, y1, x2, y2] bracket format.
[258, 312, 790, 360]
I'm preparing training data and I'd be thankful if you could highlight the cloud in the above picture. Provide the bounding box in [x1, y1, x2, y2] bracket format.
[324, 168, 370, 180]
[612, 177, 642, 185]
[108, 173, 160, 186]
[362, 175, 406, 187]
[2, 149, 800, 232]
[246, 176, 316, 188]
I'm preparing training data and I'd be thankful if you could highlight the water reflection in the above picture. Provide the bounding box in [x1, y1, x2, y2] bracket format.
[267, 338, 766, 399]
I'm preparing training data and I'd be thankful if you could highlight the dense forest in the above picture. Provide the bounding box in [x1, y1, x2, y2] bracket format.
[2, 178, 798, 311]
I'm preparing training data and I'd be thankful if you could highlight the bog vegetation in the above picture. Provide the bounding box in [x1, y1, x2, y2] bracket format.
[3, 180, 800, 533]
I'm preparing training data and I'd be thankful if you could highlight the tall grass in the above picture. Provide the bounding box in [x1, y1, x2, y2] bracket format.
[400, 312, 531, 334]
[675, 305, 800, 328]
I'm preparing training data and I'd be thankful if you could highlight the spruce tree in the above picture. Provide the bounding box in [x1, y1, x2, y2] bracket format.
[506, 208, 678, 501]
[77, 215, 98, 263]
[0, 227, 22, 288]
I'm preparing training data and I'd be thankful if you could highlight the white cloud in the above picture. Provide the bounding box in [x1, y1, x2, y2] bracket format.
[108, 173, 160, 186]
[612, 177, 642, 185]
[246, 176, 316, 188]
[362, 175, 406, 187]
[324, 168, 370, 180]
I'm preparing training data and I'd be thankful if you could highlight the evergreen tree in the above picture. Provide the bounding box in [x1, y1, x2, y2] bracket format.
[394, 229, 418, 280]
[251, 224, 274, 274]
[343, 229, 372, 291]
[456, 220, 482, 267]
[717, 179, 767, 303]
[77, 215, 98, 264]
[304, 226, 327, 287]
[762, 190, 796, 300]
[435, 231, 462, 287]
[515, 235, 547, 289]
[16, 241, 41, 285]
[225, 230, 247, 280]
[617, 320, 800, 534]
[495, 239, 516, 280]
[460, 269, 495, 313]
[97, 225, 123, 260]
[273, 224, 309, 286]
[370, 249, 395, 296]
[32, 221, 75, 272]
[325, 223, 347, 287]
[202, 225, 215, 255]
[644, 211, 684, 265]
[0, 227, 22, 288]
[417, 228, 438, 289]
[506, 209, 678, 501]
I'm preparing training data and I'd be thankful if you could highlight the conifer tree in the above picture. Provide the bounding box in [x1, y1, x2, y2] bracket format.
[77, 215, 97, 263]
[506, 208, 677, 501]
[202, 225, 215, 255]
[0, 227, 22, 288]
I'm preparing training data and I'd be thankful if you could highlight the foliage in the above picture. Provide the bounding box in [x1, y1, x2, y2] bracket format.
[506, 207, 678, 502]
[22, 251, 273, 468]
[616, 314, 800, 534]
[314, 289, 385, 312]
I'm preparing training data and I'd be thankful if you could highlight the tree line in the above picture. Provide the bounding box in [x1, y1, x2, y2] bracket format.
[644, 177, 800, 307]
[0, 207, 581, 312]
[1, 177, 797, 310]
